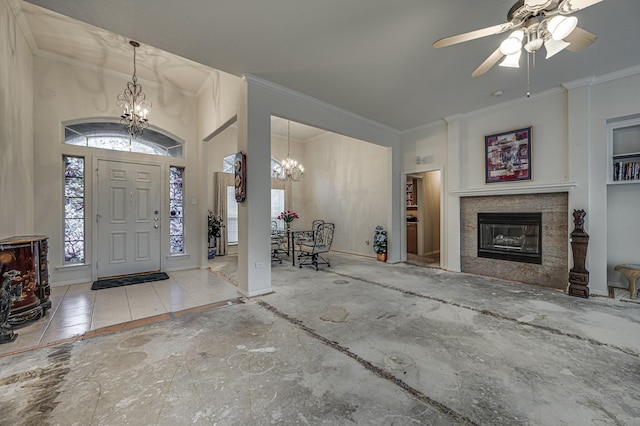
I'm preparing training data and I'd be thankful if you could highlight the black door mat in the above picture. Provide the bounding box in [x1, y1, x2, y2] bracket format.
[91, 272, 170, 290]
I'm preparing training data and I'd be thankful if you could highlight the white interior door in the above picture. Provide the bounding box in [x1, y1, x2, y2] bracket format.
[97, 160, 161, 278]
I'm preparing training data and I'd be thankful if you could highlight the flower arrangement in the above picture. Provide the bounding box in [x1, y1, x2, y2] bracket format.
[277, 210, 299, 227]
[373, 225, 387, 254]
[208, 210, 225, 245]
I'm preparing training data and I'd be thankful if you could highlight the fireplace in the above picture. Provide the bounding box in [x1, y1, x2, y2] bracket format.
[460, 193, 568, 290]
[477, 213, 542, 264]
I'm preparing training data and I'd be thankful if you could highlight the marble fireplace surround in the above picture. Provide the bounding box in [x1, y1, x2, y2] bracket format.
[460, 192, 569, 290]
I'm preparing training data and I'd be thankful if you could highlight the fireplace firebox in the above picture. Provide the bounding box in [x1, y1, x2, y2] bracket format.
[477, 212, 542, 264]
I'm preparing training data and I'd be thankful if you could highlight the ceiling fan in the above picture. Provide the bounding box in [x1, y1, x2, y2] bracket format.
[433, 0, 602, 77]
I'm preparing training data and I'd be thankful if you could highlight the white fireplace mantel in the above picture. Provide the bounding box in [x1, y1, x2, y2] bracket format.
[450, 182, 576, 197]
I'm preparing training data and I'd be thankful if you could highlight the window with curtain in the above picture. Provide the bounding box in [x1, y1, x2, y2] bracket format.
[222, 154, 286, 244]
[226, 186, 238, 244]
[271, 189, 285, 222]
[225, 187, 285, 244]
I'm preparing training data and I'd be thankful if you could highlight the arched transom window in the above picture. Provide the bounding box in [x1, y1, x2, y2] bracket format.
[65, 121, 183, 157]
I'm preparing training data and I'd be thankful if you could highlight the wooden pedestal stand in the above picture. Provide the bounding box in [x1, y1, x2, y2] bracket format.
[0, 252, 20, 343]
[568, 209, 589, 298]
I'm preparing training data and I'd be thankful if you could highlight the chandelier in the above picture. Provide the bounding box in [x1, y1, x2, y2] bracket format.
[274, 120, 304, 182]
[117, 41, 151, 138]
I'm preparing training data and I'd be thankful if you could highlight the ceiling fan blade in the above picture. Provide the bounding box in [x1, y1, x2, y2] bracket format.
[558, 0, 604, 14]
[471, 48, 505, 77]
[524, 1, 554, 9]
[433, 22, 513, 48]
[564, 26, 598, 51]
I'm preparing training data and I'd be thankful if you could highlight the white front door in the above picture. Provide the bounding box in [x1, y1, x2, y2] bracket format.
[97, 160, 162, 278]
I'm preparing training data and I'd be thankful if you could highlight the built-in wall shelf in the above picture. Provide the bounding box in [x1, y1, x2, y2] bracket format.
[608, 117, 640, 184]
[606, 115, 640, 290]
[406, 179, 418, 207]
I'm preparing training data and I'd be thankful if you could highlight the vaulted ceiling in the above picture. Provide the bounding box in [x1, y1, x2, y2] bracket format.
[21, 0, 640, 132]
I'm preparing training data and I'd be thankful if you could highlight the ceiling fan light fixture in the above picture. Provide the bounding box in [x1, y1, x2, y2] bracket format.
[499, 50, 522, 68]
[544, 38, 571, 59]
[524, 37, 544, 53]
[432, 0, 600, 77]
[499, 30, 524, 55]
[547, 15, 578, 41]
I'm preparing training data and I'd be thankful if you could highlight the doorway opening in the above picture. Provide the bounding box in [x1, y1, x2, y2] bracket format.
[405, 170, 442, 268]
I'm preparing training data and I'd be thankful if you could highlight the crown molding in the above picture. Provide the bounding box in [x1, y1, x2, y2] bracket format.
[564, 64, 640, 91]
[450, 87, 566, 123]
[562, 76, 596, 90]
[400, 118, 447, 135]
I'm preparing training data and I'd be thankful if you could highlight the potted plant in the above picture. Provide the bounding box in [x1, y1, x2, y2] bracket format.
[373, 225, 387, 262]
[208, 210, 224, 259]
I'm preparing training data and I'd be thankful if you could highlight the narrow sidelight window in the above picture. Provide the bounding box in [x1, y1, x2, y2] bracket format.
[63, 155, 85, 263]
[169, 166, 185, 254]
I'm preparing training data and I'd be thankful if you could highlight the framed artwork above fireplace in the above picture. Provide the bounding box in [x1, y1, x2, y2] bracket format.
[485, 126, 531, 183]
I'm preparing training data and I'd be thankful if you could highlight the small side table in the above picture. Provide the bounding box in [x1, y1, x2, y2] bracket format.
[613, 264, 640, 300]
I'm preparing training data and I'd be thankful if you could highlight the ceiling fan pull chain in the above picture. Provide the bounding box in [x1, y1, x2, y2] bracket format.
[526, 52, 531, 98]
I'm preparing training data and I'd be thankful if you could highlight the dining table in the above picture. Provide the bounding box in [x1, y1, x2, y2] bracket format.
[285, 228, 313, 266]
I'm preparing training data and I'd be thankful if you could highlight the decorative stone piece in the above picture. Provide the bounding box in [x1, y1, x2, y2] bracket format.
[568, 209, 589, 298]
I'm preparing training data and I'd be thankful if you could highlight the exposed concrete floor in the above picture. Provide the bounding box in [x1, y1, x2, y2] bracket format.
[406, 253, 440, 269]
[2, 253, 640, 425]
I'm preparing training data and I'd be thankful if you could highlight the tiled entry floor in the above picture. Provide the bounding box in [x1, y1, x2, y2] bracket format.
[1, 269, 240, 356]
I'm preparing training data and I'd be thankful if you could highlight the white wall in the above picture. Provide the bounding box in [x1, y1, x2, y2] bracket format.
[400, 121, 447, 262]
[33, 55, 202, 285]
[300, 132, 388, 257]
[204, 124, 238, 211]
[586, 71, 640, 291]
[453, 90, 568, 190]
[401, 121, 448, 172]
[0, 1, 34, 238]
[197, 70, 242, 141]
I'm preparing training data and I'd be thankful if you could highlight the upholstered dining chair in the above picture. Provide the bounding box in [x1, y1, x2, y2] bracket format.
[297, 223, 334, 270]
